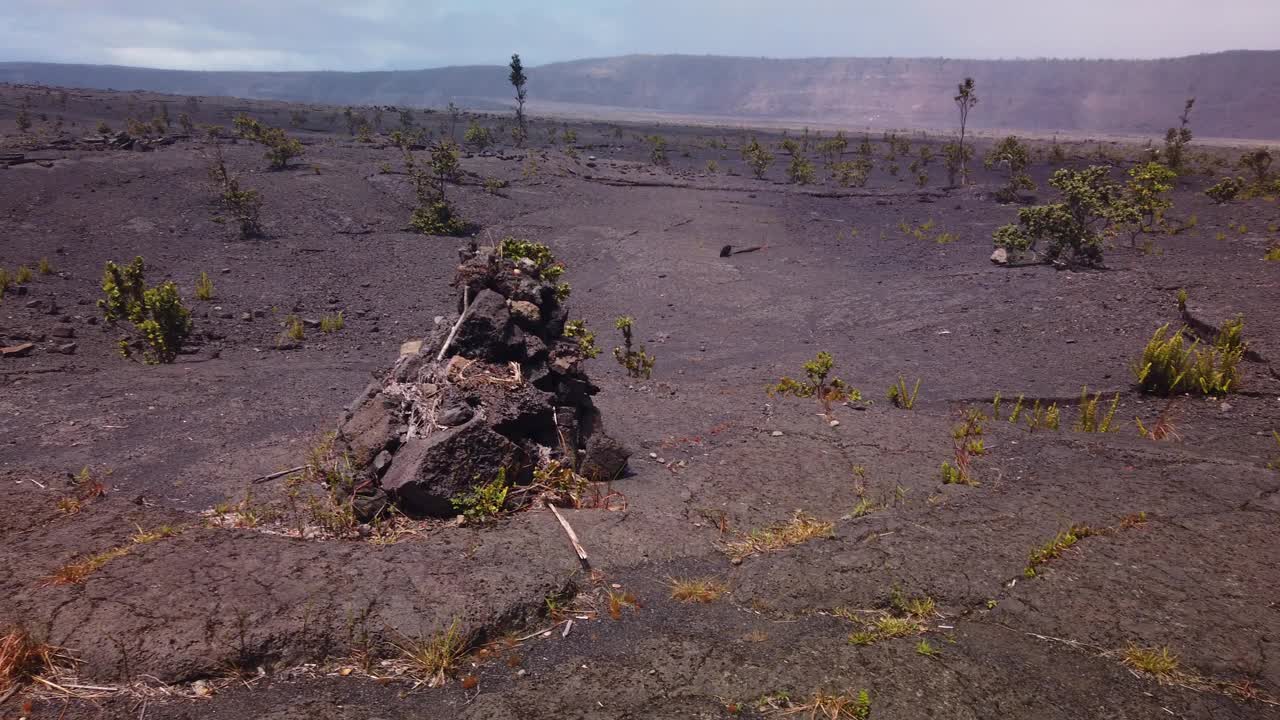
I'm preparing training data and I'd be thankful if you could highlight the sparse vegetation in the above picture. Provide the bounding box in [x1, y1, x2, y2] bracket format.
[613, 316, 655, 379]
[1075, 388, 1120, 432]
[887, 376, 920, 409]
[452, 468, 511, 523]
[1162, 98, 1195, 173]
[788, 154, 816, 185]
[1025, 524, 1094, 577]
[564, 320, 601, 359]
[846, 591, 936, 646]
[725, 512, 833, 560]
[38, 257, 53, 275]
[320, 311, 344, 333]
[194, 271, 215, 300]
[769, 352, 862, 413]
[99, 257, 193, 363]
[464, 121, 493, 151]
[0, 627, 62, 693]
[510, 53, 528, 145]
[649, 135, 669, 166]
[1205, 176, 1245, 204]
[208, 140, 262, 238]
[1123, 644, 1181, 680]
[779, 690, 871, 719]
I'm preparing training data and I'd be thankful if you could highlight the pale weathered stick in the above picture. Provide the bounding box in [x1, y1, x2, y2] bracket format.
[251, 466, 308, 485]
[436, 286, 471, 362]
[547, 502, 590, 569]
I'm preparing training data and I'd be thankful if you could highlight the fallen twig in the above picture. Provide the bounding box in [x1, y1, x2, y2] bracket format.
[436, 287, 471, 361]
[251, 466, 308, 485]
[547, 502, 590, 570]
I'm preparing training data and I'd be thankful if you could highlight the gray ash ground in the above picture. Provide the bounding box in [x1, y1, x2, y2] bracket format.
[1, 84, 1279, 719]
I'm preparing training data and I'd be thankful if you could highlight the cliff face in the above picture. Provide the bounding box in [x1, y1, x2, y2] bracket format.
[3, 51, 1278, 138]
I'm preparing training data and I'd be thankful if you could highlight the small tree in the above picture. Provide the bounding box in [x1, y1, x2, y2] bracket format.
[405, 140, 470, 237]
[649, 135, 669, 166]
[207, 140, 262, 239]
[953, 78, 978, 184]
[743, 138, 774, 179]
[984, 136, 1035, 202]
[992, 166, 1122, 266]
[1237, 148, 1273, 189]
[942, 141, 971, 186]
[769, 352, 862, 414]
[16, 105, 32, 133]
[787, 154, 816, 185]
[399, 108, 415, 131]
[1110, 162, 1177, 245]
[178, 112, 194, 134]
[1162, 98, 1194, 173]
[509, 53, 528, 146]
[613, 316, 655, 379]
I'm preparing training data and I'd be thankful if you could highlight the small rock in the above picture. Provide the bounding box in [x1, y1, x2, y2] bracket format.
[24, 299, 42, 309]
[399, 340, 423, 357]
[770, 430, 783, 437]
[648, 452, 658, 459]
[829, 419, 840, 427]
[437, 404, 474, 427]
[302, 318, 321, 328]
[253, 309, 266, 318]
[1220, 402, 1232, 412]
[220, 268, 231, 274]
[990, 248, 1009, 265]
[508, 300, 541, 324]
[55, 342, 77, 355]
[240, 312, 252, 322]
[50, 326, 75, 338]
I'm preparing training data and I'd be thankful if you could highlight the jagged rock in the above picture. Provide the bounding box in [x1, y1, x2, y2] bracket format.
[380, 418, 521, 516]
[338, 394, 399, 467]
[509, 300, 541, 324]
[578, 408, 629, 481]
[351, 488, 389, 523]
[437, 403, 474, 427]
[990, 248, 1009, 265]
[453, 289, 511, 361]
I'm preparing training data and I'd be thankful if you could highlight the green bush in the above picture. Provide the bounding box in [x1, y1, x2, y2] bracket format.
[612, 316, 655, 379]
[99, 257, 193, 364]
[1205, 177, 1245, 204]
[787, 154, 816, 185]
[769, 352, 862, 413]
[1133, 318, 1244, 396]
[992, 166, 1121, 266]
[452, 468, 510, 523]
[499, 238, 564, 281]
[464, 121, 492, 151]
[233, 114, 304, 169]
[410, 200, 471, 237]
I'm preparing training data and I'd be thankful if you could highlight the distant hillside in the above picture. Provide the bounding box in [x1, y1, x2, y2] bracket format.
[3, 52, 1279, 139]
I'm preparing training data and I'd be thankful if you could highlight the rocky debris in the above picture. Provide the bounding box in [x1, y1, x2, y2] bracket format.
[336, 245, 630, 518]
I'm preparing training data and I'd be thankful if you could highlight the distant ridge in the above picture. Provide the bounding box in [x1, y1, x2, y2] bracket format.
[3, 51, 1279, 139]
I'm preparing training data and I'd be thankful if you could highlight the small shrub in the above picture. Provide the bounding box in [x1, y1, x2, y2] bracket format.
[993, 166, 1124, 266]
[769, 352, 862, 413]
[283, 314, 305, 342]
[484, 177, 508, 194]
[782, 691, 871, 720]
[984, 136, 1035, 202]
[233, 114, 304, 170]
[452, 468, 510, 523]
[787, 154, 816, 185]
[96, 120, 112, 135]
[1205, 177, 1245, 204]
[0, 269, 9, 298]
[830, 159, 871, 187]
[1133, 318, 1244, 396]
[410, 200, 471, 237]
[0, 627, 60, 692]
[649, 135, 669, 166]
[887, 376, 920, 409]
[613, 316, 655, 379]
[194, 271, 214, 301]
[1266, 245, 1280, 262]
[564, 320, 601, 359]
[38, 257, 53, 275]
[499, 237, 564, 281]
[463, 121, 493, 151]
[742, 137, 774, 178]
[99, 257, 193, 364]
[14, 266, 31, 284]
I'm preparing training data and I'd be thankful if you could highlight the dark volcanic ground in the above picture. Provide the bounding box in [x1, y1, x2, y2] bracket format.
[2, 85, 1280, 719]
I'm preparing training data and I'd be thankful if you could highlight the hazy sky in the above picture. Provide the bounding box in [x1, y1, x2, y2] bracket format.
[1, 0, 1277, 71]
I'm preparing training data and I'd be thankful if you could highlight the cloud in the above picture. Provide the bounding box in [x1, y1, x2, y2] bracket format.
[0, 0, 1276, 71]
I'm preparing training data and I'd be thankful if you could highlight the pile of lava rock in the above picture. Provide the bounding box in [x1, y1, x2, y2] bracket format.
[335, 242, 630, 520]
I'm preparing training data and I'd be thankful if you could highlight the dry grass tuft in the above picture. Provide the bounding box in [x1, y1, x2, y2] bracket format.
[0, 628, 60, 693]
[668, 577, 727, 603]
[1123, 644, 1181, 680]
[781, 690, 871, 719]
[395, 619, 470, 687]
[725, 512, 834, 560]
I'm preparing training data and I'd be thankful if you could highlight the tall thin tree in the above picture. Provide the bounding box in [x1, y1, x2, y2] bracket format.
[509, 53, 528, 146]
[954, 77, 978, 185]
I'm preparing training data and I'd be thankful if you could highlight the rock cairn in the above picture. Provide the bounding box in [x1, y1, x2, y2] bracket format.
[336, 243, 630, 519]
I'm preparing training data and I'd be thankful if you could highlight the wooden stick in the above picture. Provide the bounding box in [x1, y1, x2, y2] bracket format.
[436, 287, 471, 361]
[546, 502, 590, 570]
[251, 466, 308, 485]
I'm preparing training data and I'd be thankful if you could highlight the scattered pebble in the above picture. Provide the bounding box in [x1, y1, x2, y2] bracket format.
[829, 420, 840, 427]
[770, 430, 783, 437]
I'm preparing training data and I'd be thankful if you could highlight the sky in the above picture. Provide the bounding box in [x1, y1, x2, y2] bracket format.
[1, 0, 1277, 71]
